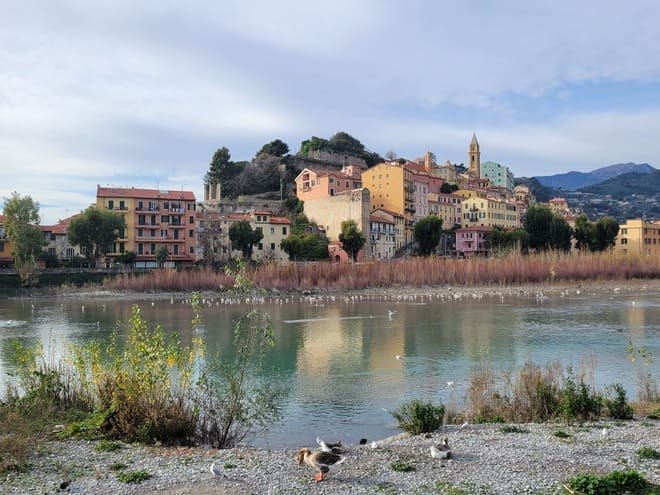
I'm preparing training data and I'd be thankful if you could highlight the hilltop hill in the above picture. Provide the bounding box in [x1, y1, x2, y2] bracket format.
[513, 177, 562, 203]
[535, 162, 655, 190]
[579, 169, 660, 199]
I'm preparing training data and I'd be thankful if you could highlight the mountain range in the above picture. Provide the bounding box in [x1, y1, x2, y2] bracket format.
[535, 163, 656, 190]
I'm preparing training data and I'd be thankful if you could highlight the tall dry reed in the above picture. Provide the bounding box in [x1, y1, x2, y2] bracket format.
[101, 251, 659, 292]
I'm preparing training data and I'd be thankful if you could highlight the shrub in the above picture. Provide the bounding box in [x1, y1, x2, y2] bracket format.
[390, 461, 416, 472]
[110, 462, 128, 471]
[116, 470, 152, 483]
[636, 447, 660, 460]
[391, 399, 445, 435]
[604, 383, 634, 420]
[565, 470, 649, 494]
[559, 370, 602, 423]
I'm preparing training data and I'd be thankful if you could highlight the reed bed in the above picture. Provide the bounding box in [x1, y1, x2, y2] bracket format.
[101, 251, 659, 292]
[104, 268, 235, 292]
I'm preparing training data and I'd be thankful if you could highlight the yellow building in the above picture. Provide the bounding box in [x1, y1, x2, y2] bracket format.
[461, 197, 521, 229]
[0, 214, 14, 268]
[96, 186, 197, 267]
[615, 219, 660, 256]
[362, 163, 415, 243]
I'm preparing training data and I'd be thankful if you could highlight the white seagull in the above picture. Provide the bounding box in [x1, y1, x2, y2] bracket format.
[316, 436, 343, 454]
[430, 437, 451, 459]
[210, 461, 224, 479]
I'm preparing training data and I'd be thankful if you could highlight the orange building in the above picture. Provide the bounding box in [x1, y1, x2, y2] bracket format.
[96, 186, 197, 267]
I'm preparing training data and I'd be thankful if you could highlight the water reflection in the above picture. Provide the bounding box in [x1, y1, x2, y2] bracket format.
[0, 291, 658, 447]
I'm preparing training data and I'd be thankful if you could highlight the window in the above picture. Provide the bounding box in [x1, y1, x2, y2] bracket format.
[119, 200, 125, 210]
[258, 243, 263, 250]
[138, 228, 143, 237]
[190, 246, 194, 254]
[282, 227, 287, 235]
[119, 243, 125, 253]
[138, 215, 146, 226]
[162, 215, 169, 223]
[173, 245, 179, 255]
[138, 243, 144, 254]
[138, 201, 144, 210]
[151, 229, 156, 237]
[0, 241, 4, 252]
[189, 216, 194, 224]
[164, 201, 169, 210]
[108, 200, 114, 210]
[270, 227, 275, 234]
[271, 243, 275, 250]
[189, 229, 193, 237]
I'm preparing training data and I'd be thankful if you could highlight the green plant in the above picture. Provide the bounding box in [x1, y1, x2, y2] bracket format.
[604, 383, 634, 420]
[499, 425, 529, 434]
[116, 470, 152, 483]
[564, 470, 651, 494]
[95, 439, 122, 452]
[560, 369, 602, 423]
[110, 462, 128, 471]
[391, 399, 445, 435]
[196, 309, 284, 448]
[636, 447, 660, 460]
[390, 461, 416, 472]
[223, 462, 237, 469]
[553, 430, 573, 438]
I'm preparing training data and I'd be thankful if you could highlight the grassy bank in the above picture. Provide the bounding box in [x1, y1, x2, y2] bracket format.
[102, 251, 660, 293]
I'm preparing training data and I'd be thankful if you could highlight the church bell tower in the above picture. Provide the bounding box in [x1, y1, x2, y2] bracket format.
[468, 133, 480, 178]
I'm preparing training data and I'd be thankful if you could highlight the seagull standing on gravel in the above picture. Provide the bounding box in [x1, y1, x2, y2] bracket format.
[210, 461, 224, 479]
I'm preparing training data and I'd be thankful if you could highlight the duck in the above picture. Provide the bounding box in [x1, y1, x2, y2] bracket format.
[430, 437, 451, 459]
[296, 448, 346, 482]
[316, 436, 343, 454]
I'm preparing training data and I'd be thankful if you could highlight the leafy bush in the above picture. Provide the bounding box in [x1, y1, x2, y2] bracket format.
[636, 447, 660, 460]
[559, 370, 602, 423]
[604, 383, 634, 420]
[391, 399, 445, 435]
[565, 470, 649, 495]
[390, 461, 416, 472]
[116, 470, 152, 483]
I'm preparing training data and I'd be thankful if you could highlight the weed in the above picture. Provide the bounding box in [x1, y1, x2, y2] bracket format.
[553, 430, 573, 439]
[116, 469, 152, 483]
[223, 462, 237, 469]
[390, 461, 415, 472]
[109, 462, 128, 471]
[564, 470, 651, 494]
[559, 369, 602, 423]
[636, 447, 660, 460]
[391, 400, 445, 435]
[499, 425, 529, 434]
[95, 439, 122, 452]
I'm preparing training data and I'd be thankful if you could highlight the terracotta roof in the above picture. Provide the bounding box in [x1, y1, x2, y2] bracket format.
[97, 185, 195, 201]
[225, 213, 291, 225]
[372, 207, 403, 218]
[269, 217, 291, 225]
[456, 225, 494, 232]
[370, 214, 394, 224]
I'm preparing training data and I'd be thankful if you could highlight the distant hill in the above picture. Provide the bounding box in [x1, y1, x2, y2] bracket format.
[535, 163, 655, 190]
[514, 177, 561, 203]
[579, 169, 660, 199]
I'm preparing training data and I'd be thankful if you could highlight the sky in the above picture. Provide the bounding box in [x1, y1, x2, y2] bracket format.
[2, 1, 660, 225]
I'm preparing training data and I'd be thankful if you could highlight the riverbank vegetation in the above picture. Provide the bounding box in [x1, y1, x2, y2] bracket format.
[102, 250, 660, 293]
[0, 300, 282, 474]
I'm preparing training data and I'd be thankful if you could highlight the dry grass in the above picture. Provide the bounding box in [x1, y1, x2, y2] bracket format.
[101, 251, 660, 292]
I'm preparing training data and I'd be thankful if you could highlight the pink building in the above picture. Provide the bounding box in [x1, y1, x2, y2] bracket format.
[295, 165, 362, 201]
[455, 226, 492, 257]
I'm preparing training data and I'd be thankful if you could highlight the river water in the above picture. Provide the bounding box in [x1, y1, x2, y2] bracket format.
[0, 288, 658, 448]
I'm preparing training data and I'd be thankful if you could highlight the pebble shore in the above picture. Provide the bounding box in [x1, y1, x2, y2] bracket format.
[3, 421, 658, 495]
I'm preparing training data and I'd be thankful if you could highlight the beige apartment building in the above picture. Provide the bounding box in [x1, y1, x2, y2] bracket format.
[461, 196, 521, 229]
[614, 219, 660, 256]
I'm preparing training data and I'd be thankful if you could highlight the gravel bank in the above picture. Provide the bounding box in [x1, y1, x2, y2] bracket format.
[3, 421, 658, 495]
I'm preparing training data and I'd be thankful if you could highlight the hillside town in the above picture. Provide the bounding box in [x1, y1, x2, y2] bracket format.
[1, 134, 659, 270]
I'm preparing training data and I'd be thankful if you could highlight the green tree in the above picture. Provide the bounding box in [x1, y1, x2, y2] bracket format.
[229, 221, 263, 260]
[299, 136, 330, 156]
[339, 219, 366, 262]
[523, 204, 555, 251]
[328, 131, 365, 155]
[573, 214, 595, 251]
[2, 192, 45, 286]
[204, 147, 246, 198]
[68, 207, 125, 268]
[116, 251, 136, 266]
[414, 215, 443, 256]
[440, 183, 459, 194]
[548, 216, 573, 252]
[281, 233, 329, 261]
[155, 246, 169, 267]
[257, 139, 289, 157]
[487, 227, 529, 254]
[593, 216, 619, 251]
